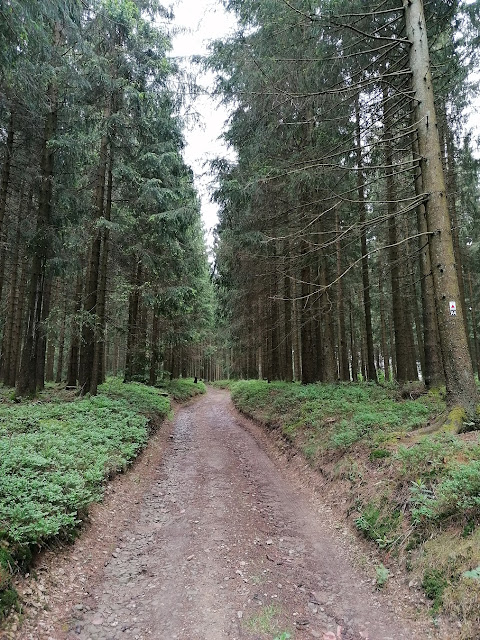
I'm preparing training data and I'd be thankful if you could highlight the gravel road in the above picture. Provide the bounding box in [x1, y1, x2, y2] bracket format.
[10, 388, 450, 640]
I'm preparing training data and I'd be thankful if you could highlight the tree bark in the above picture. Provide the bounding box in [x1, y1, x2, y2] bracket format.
[0, 113, 14, 254]
[300, 266, 316, 383]
[355, 98, 377, 383]
[378, 268, 390, 381]
[91, 153, 113, 395]
[319, 257, 336, 383]
[467, 270, 480, 376]
[292, 278, 302, 381]
[149, 312, 160, 386]
[349, 299, 358, 382]
[404, 0, 478, 417]
[124, 261, 142, 383]
[79, 100, 111, 393]
[283, 270, 294, 381]
[444, 119, 469, 339]
[66, 272, 84, 387]
[336, 209, 349, 381]
[55, 293, 67, 383]
[1, 206, 22, 384]
[36, 276, 53, 391]
[8, 257, 27, 387]
[16, 70, 58, 396]
[412, 117, 444, 388]
[383, 85, 411, 382]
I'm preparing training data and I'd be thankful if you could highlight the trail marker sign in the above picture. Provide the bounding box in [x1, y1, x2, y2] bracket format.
[450, 301, 456, 316]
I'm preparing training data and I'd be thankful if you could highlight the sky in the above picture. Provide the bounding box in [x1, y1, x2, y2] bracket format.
[170, 0, 237, 246]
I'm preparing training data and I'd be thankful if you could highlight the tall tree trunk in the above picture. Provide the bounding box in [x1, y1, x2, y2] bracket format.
[0, 113, 14, 253]
[171, 346, 181, 379]
[389, 314, 397, 379]
[355, 98, 377, 383]
[16, 256, 45, 396]
[467, 270, 480, 376]
[349, 299, 358, 382]
[402, 225, 421, 381]
[404, 214, 425, 378]
[378, 268, 390, 381]
[36, 276, 53, 391]
[66, 272, 84, 387]
[16, 71, 58, 396]
[300, 266, 315, 384]
[404, 0, 478, 417]
[412, 114, 444, 388]
[336, 209, 349, 381]
[45, 340, 55, 382]
[79, 100, 111, 394]
[1, 208, 22, 384]
[8, 257, 27, 387]
[44, 281, 58, 383]
[444, 119, 469, 339]
[137, 301, 148, 380]
[383, 86, 411, 382]
[55, 293, 67, 383]
[292, 279, 302, 381]
[149, 312, 160, 386]
[91, 153, 113, 395]
[319, 258, 336, 382]
[283, 271, 293, 381]
[0, 114, 14, 317]
[124, 261, 142, 383]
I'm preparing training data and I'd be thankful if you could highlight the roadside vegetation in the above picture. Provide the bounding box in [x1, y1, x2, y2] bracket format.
[230, 380, 480, 637]
[210, 380, 235, 390]
[159, 378, 207, 402]
[0, 378, 202, 620]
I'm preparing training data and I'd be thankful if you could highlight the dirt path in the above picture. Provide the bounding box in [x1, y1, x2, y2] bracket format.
[8, 389, 450, 640]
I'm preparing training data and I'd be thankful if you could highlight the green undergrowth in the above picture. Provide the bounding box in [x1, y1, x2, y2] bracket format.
[210, 379, 236, 389]
[231, 380, 441, 448]
[98, 377, 171, 415]
[0, 379, 172, 621]
[230, 380, 480, 634]
[157, 377, 207, 401]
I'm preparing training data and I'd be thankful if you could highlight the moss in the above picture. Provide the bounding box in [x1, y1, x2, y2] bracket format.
[442, 407, 467, 434]
[0, 588, 18, 619]
[422, 568, 449, 612]
[0, 548, 13, 570]
[462, 520, 477, 538]
[0, 566, 9, 591]
[428, 387, 446, 399]
[0, 548, 13, 590]
[369, 448, 391, 461]
[10, 545, 32, 573]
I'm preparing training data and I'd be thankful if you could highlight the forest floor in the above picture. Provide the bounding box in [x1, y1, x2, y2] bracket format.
[4, 388, 455, 640]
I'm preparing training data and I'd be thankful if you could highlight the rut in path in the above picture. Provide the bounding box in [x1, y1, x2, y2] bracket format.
[16, 389, 445, 640]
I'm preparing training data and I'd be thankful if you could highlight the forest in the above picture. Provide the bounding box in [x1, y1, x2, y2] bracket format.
[1, 0, 480, 420]
[0, 0, 213, 399]
[209, 0, 480, 428]
[3, 0, 480, 636]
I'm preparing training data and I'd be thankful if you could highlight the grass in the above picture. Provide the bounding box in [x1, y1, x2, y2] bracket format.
[156, 377, 207, 402]
[0, 378, 178, 620]
[231, 380, 441, 451]
[210, 379, 236, 389]
[228, 379, 480, 634]
[98, 377, 171, 415]
[245, 604, 283, 634]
